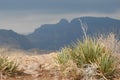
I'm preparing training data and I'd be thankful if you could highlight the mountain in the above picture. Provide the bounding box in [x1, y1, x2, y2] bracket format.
[27, 19, 76, 50]
[0, 17, 119, 50]
[0, 29, 32, 49]
[27, 17, 120, 50]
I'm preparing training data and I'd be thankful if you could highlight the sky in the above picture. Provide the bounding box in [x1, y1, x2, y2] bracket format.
[0, 0, 120, 34]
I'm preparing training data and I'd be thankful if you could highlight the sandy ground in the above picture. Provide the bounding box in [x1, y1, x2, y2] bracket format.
[0, 51, 63, 80]
[0, 48, 120, 80]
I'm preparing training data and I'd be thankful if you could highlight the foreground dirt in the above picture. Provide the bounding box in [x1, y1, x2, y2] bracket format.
[0, 52, 63, 80]
[0, 52, 120, 80]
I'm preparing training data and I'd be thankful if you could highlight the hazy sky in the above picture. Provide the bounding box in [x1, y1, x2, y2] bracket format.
[0, 0, 120, 34]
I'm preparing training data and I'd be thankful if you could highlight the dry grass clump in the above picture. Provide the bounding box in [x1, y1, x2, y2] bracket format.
[98, 33, 120, 54]
[0, 55, 18, 76]
[97, 54, 116, 79]
[55, 35, 117, 80]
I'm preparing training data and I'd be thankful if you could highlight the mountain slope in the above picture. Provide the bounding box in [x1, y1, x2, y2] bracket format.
[0, 17, 120, 50]
[0, 29, 32, 49]
[27, 17, 120, 50]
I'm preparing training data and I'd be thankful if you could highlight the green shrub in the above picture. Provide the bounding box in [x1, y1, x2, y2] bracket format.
[0, 55, 18, 76]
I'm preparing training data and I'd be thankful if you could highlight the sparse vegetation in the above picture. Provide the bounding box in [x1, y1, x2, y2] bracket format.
[0, 55, 18, 76]
[55, 35, 117, 79]
[97, 53, 116, 79]
[55, 47, 70, 65]
[98, 33, 120, 54]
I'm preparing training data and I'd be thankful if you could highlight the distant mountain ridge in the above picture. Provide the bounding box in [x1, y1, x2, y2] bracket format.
[27, 17, 120, 50]
[0, 17, 120, 50]
[0, 29, 32, 49]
